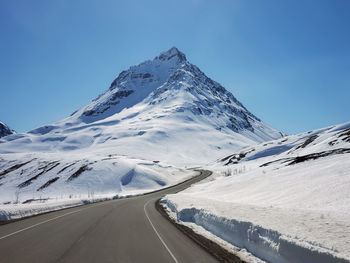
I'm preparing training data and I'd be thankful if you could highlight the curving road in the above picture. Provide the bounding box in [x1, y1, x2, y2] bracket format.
[0, 170, 218, 263]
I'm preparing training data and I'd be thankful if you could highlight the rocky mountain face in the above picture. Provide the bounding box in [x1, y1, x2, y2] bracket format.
[69, 47, 276, 136]
[0, 121, 15, 138]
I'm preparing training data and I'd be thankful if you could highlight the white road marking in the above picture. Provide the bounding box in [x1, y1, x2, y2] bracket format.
[0, 202, 107, 240]
[144, 199, 179, 263]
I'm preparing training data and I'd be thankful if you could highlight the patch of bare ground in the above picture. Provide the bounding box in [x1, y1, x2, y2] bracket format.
[287, 148, 350, 165]
[338, 128, 350, 142]
[22, 198, 49, 204]
[66, 165, 92, 181]
[260, 148, 350, 167]
[0, 159, 35, 178]
[101, 157, 118, 161]
[37, 177, 59, 191]
[17, 161, 60, 188]
[57, 162, 76, 174]
[18, 170, 45, 188]
[295, 135, 318, 150]
[221, 149, 255, 165]
[44, 162, 60, 172]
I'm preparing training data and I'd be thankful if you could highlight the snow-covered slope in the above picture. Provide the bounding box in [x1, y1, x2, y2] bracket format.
[0, 151, 192, 213]
[164, 122, 350, 262]
[0, 47, 281, 209]
[0, 121, 15, 138]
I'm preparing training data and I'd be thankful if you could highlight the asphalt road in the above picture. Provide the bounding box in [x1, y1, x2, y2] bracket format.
[0, 170, 218, 263]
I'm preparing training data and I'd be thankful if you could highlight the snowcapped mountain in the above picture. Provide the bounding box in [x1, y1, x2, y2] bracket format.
[69, 47, 269, 133]
[0, 47, 282, 164]
[0, 121, 15, 138]
[69, 47, 281, 140]
[0, 47, 282, 206]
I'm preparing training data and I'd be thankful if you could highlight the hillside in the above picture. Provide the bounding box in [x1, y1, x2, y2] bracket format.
[163, 122, 350, 262]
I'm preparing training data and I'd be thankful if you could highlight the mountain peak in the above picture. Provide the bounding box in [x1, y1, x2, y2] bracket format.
[0, 121, 15, 138]
[108, 47, 186, 92]
[62, 48, 281, 144]
[156, 47, 186, 62]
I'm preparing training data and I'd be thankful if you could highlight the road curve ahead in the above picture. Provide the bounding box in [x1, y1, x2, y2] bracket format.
[0, 170, 218, 263]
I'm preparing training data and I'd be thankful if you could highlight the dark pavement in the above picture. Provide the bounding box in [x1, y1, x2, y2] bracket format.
[0, 170, 218, 263]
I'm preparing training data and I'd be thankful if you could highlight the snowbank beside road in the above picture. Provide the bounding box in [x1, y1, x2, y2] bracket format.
[163, 123, 350, 262]
[162, 196, 349, 263]
[0, 199, 89, 221]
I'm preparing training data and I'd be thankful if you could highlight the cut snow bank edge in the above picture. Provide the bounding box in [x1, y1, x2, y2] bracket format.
[0, 197, 112, 221]
[161, 198, 349, 263]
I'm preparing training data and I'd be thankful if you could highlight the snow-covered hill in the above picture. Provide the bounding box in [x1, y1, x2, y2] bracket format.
[0, 121, 15, 138]
[0, 47, 281, 210]
[164, 121, 350, 262]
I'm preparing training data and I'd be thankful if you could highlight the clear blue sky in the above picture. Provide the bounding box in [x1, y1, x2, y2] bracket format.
[1, 0, 349, 134]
